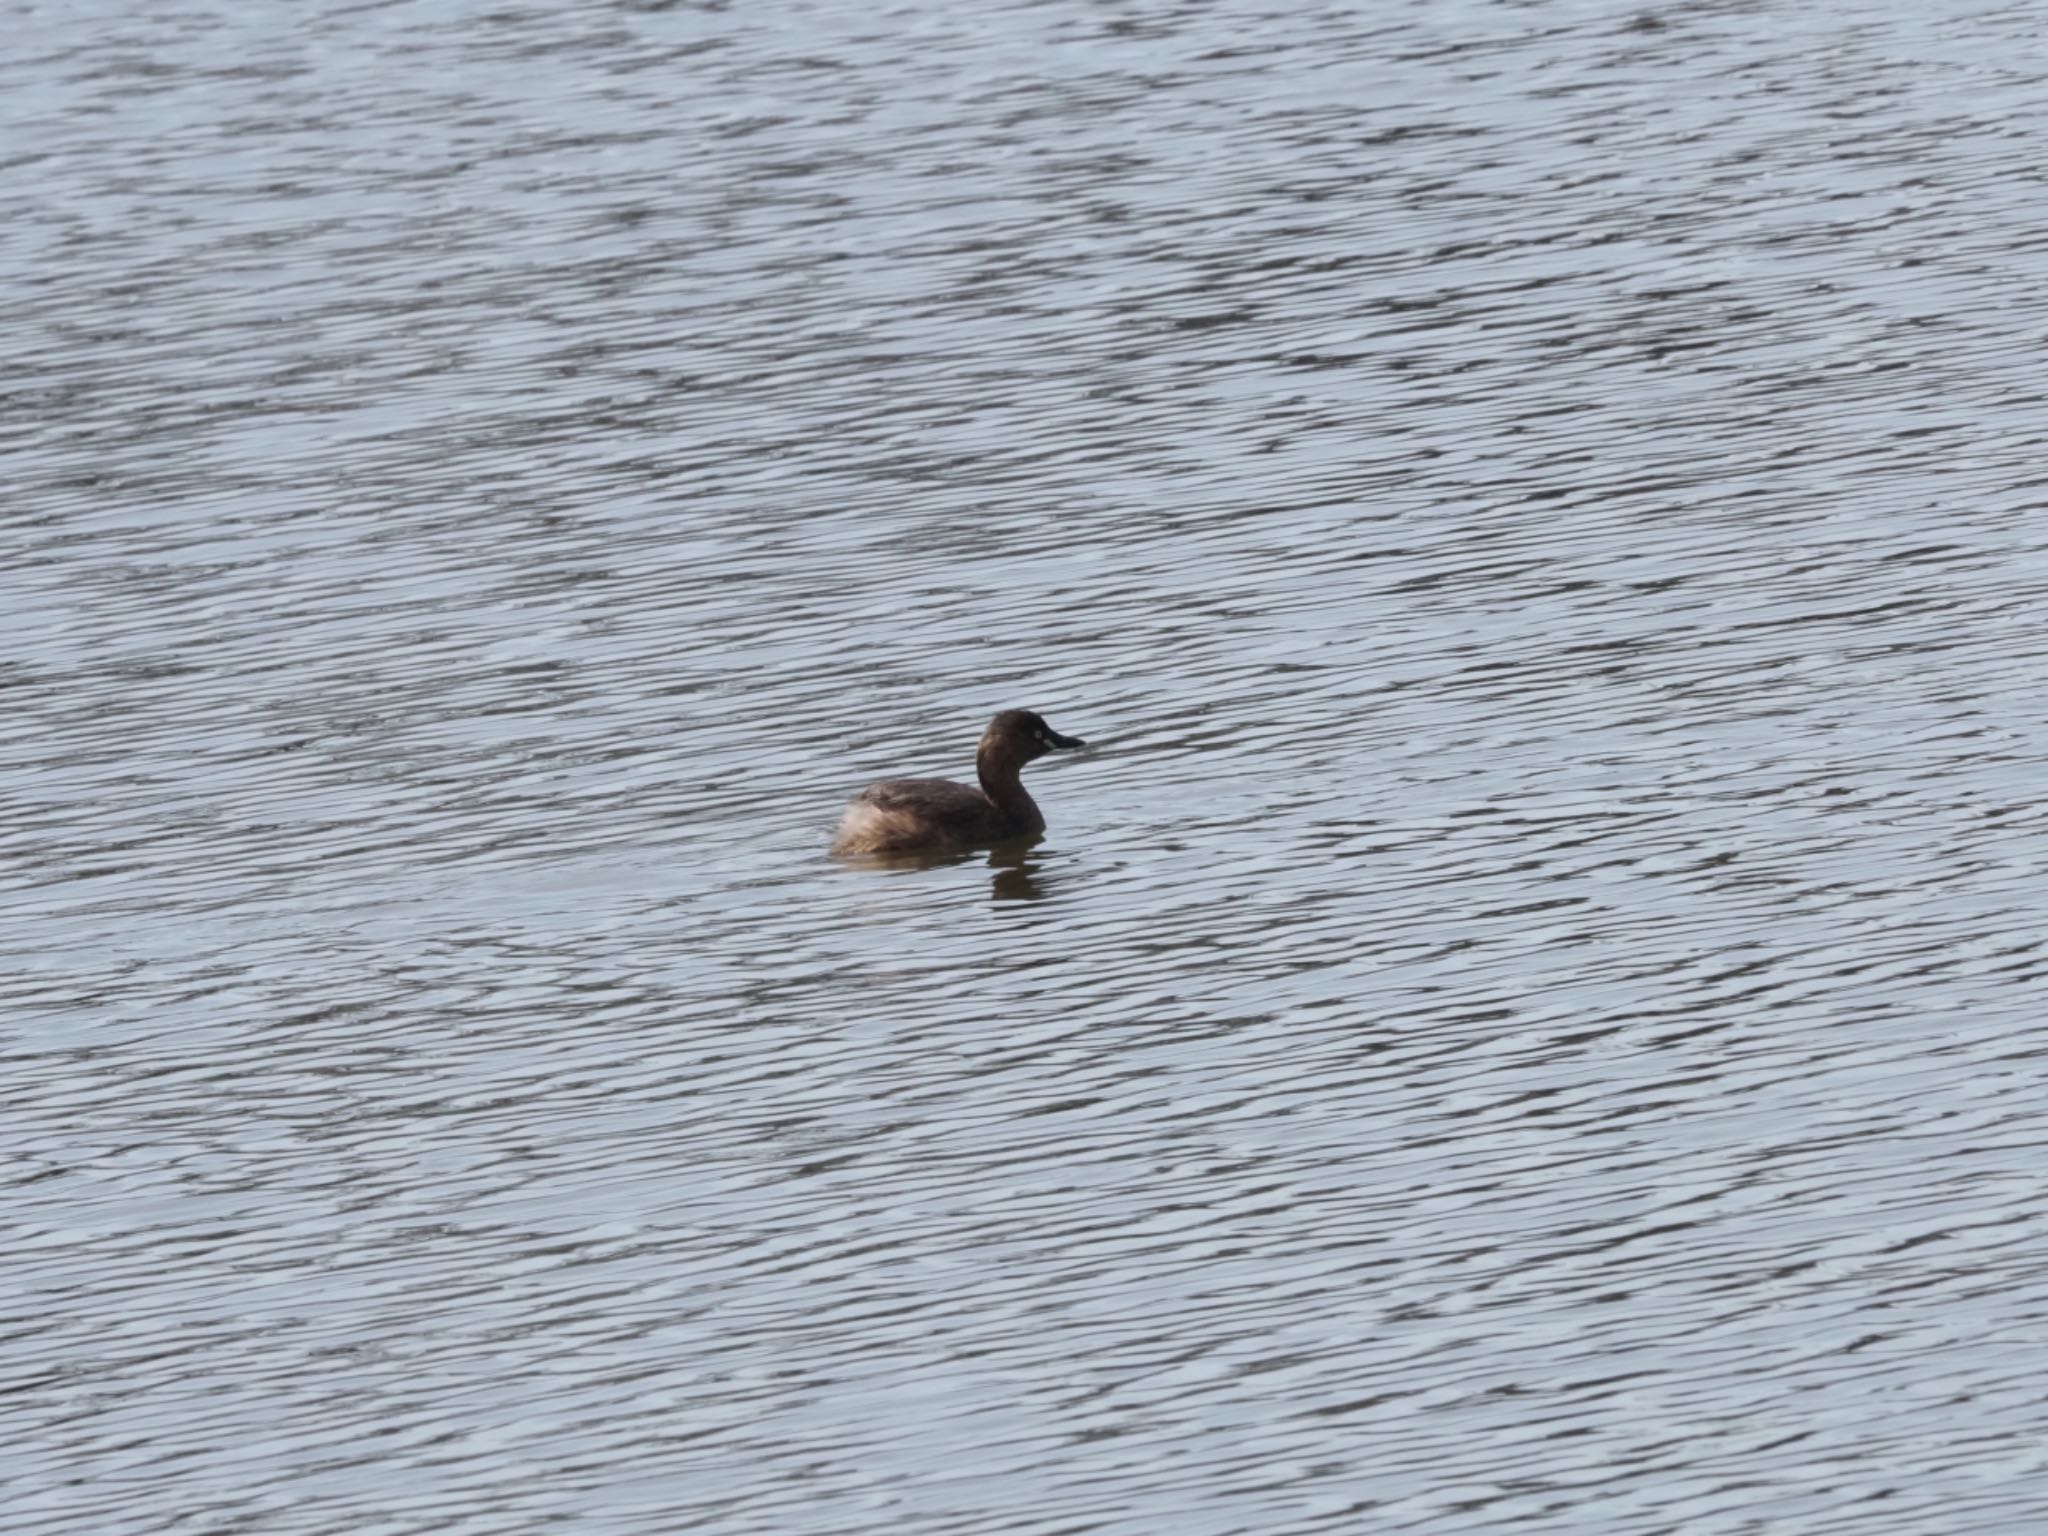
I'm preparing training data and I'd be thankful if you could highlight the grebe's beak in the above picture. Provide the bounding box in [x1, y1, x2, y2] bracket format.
[1041, 726, 1085, 751]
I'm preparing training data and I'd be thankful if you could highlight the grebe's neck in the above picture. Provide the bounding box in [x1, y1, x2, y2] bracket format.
[977, 741, 1044, 830]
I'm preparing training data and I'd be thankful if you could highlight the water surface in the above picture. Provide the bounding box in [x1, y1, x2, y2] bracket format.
[8, 1, 2048, 1532]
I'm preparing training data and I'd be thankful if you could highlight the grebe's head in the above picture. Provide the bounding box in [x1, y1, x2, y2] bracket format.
[982, 709, 1085, 764]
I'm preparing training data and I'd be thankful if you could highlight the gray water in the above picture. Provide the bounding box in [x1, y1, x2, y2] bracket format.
[8, 1, 2048, 1531]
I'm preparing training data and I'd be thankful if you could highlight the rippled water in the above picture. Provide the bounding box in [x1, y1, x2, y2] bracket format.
[10, 0, 2048, 1531]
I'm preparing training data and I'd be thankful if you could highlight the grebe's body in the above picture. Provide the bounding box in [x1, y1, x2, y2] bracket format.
[832, 710, 1085, 855]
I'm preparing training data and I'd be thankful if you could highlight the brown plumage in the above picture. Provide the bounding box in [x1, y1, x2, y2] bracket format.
[832, 709, 1087, 855]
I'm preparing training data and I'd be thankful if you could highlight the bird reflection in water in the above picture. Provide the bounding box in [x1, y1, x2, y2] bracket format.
[844, 840, 1058, 902]
[986, 843, 1051, 902]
